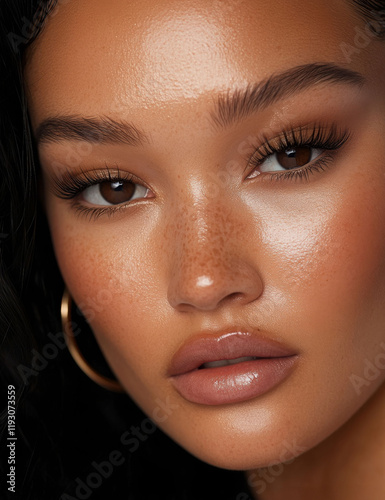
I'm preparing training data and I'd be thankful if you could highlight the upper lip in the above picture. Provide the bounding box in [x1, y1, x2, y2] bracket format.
[168, 330, 297, 377]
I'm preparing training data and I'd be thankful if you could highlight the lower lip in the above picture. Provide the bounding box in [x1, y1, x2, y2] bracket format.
[170, 357, 297, 406]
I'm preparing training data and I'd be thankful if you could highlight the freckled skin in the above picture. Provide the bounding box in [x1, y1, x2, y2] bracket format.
[25, 0, 385, 498]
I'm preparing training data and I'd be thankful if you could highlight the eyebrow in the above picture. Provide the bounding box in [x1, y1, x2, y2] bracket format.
[35, 115, 149, 147]
[35, 63, 365, 146]
[211, 62, 366, 129]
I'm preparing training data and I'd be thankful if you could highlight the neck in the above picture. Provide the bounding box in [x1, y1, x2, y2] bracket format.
[246, 383, 385, 500]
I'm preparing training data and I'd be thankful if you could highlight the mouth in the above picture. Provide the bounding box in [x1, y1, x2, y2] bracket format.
[168, 331, 298, 406]
[200, 356, 258, 369]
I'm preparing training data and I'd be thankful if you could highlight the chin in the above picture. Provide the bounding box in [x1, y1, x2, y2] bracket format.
[156, 405, 311, 471]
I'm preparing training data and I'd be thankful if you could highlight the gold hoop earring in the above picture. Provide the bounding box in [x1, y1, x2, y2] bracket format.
[61, 288, 124, 392]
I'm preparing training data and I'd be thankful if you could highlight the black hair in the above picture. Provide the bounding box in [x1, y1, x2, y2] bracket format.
[0, 1, 385, 499]
[349, 0, 385, 37]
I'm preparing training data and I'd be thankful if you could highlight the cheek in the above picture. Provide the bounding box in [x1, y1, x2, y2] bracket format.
[266, 185, 385, 330]
[256, 121, 385, 348]
[46, 203, 175, 406]
[47, 201, 163, 312]
[274, 162, 385, 420]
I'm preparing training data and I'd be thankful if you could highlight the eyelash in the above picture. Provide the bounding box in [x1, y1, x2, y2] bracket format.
[246, 124, 350, 182]
[52, 124, 350, 220]
[52, 167, 139, 220]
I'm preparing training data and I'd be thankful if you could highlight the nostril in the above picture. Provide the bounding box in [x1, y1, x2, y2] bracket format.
[223, 292, 243, 302]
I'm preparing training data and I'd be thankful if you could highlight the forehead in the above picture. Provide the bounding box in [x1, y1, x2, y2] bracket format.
[25, 0, 358, 123]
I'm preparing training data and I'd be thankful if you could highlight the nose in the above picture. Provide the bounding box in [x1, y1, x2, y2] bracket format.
[167, 201, 264, 312]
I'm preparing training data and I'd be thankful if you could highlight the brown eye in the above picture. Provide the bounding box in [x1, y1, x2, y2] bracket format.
[99, 181, 135, 205]
[276, 147, 312, 169]
[83, 180, 148, 206]
[259, 146, 322, 173]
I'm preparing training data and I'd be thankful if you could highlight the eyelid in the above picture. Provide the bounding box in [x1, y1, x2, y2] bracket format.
[50, 165, 149, 201]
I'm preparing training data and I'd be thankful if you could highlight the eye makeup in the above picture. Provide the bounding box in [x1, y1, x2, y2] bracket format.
[50, 166, 153, 220]
[46, 121, 351, 220]
[245, 123, 351, 183]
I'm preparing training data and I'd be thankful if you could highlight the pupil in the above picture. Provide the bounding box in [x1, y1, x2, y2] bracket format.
[286, 148, 296, 158]
[111, 181, 124, 191]
[277, 147, 312, 169]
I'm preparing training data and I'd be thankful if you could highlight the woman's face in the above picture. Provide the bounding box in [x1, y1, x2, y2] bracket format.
[26, 0, 385, 469]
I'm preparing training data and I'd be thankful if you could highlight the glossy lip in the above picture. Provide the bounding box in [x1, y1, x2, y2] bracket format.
[168, 331, 298, 405]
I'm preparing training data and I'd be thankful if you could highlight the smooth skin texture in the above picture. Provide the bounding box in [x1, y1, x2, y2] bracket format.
[26, 0, 385, 498]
